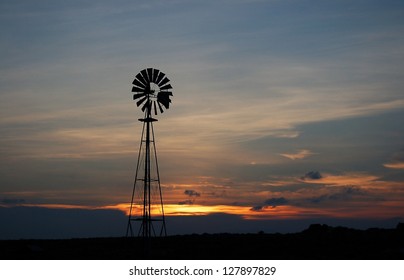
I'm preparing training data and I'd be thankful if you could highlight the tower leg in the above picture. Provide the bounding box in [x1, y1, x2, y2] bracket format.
[126, 112, 167, 240]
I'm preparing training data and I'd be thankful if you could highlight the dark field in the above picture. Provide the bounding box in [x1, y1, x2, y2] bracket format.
[1, 224, 404, 260]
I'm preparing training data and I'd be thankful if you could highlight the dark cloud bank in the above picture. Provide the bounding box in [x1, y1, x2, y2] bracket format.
[0, 206, 401, 240]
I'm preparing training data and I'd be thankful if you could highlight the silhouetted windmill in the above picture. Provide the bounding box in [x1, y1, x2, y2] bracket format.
[126, 68, 172, 239]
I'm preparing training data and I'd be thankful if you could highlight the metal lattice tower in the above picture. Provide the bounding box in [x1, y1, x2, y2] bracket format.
[126, 68, 172, 239]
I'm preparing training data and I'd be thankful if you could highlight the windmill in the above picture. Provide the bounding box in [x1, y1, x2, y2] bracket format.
[126, 68, 172, 239]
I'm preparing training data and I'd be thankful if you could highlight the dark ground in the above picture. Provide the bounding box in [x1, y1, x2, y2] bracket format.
[1, 223, 404, 260]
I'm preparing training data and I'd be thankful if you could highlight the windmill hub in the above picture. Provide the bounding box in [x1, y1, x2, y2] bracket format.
[148, 83, 159, 95]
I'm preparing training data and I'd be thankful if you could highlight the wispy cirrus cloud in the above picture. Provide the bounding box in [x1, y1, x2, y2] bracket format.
[280, 149, 314, 160]
[300, 172, 379, 187]
[383, 151, 404, 170]
[384, 162, 404, 170]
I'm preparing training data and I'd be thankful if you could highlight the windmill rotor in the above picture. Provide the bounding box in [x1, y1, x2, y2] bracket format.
[131, 68, 173, 115]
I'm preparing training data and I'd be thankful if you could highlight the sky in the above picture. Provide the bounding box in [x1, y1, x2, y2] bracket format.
[1, 0, 404, 239]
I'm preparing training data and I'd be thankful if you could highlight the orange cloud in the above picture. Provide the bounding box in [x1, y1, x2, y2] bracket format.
[383, 162, 404, 169]
[301, 172, 379, 187]
[280, 149, 314, 160]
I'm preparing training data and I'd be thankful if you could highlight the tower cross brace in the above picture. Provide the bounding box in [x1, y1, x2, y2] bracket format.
[126, 100, 167, 239]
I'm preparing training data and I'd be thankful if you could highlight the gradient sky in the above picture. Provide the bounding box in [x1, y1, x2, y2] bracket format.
[1, 0, 404, 238]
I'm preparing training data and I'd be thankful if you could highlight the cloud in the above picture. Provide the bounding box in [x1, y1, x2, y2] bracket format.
[251, 197, 289, 211]
[1, 198, 26, 205]
[0, 206, 127, 239]
[300, 172, 379, 187]
[280, 149, 314, 160]
[264, 197, 289, 207]
[301, 171, 323, 180]
[307, 186, 367, 204]
[250, 205, 266, 212]
[383, 151, 404, 169]
[184, 190, 201, 197]
[383, 162, 404, 169]
[178, 200, 194, 205]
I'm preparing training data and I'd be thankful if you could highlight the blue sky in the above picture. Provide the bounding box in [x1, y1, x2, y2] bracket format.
[1, 0, 404, 238]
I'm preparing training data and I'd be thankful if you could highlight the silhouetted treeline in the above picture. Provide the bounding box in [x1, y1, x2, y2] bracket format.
[1, 223, 404, 260]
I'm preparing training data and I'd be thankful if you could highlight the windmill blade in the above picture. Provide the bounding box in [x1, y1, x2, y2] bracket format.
[157, 92, 172, 109]
[158, 77, 170, 87]
[157, 91, 171, 98]
[141, 100, 148, 112]
[160, 83, 173, 90]
[158, 99, 170, 109]
[155, 72, 165, 85]
[147, 68, 153, 82]
[141, 100, 152, 112]
[152, 69, 160, 83]
[140, 69, 150, 84]
[132, 85, 145, 93]
[132, 79, 146, 89]
[133, 93, 146, 100]
[131, 69, 173, 115]
[135, 73, 147, 87]
[157, 100, 164, 114]
[136, 96, 148, 107]
[153, 101, 158, 115]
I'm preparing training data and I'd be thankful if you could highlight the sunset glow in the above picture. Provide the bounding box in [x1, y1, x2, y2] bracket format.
[1, 0, 404, 238]
[4, 199, 402, 222]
